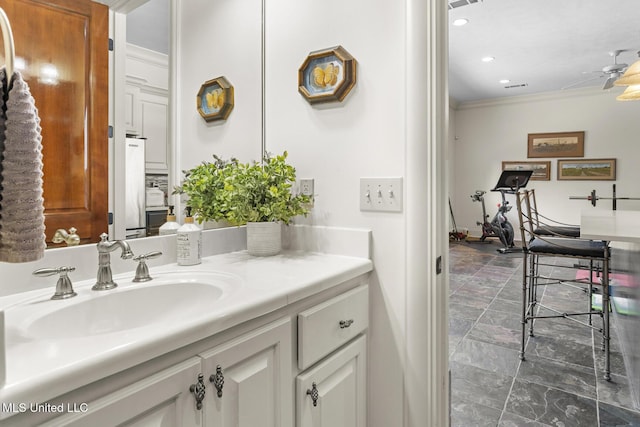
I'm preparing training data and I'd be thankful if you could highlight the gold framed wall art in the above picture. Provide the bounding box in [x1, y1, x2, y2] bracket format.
[197, 76, 234, 122]
[527, 131, 585, 158]
[502, 160, 551, 181]
[298, 45, 357, 104]
[557, 158, 616, 180]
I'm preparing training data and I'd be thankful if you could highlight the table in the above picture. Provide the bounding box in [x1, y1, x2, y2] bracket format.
[581, 209, 640, 408]
[580, 209, 640, 243]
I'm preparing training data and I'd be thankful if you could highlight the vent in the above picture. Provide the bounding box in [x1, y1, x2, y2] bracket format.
[448, 0, 482, 10]
[504, 83, 528, 89]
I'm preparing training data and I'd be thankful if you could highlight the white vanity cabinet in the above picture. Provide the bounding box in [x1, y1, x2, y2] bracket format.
[295, 286, 369, 427]
[2, 274, 370, 427]
[39, 358, 203, 427]
[37, 318, 291, 427]
[199, 317, 292, 427]
[296, 336, 367, 427]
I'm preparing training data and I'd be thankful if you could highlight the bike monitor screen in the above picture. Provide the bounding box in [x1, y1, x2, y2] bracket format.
[491, 170, 533, 192]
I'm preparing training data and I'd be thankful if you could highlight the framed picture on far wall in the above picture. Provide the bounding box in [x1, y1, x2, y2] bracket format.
[502, 160, 551, 181]
[557, 158, 616, 181]
[527, 131, 585, 158]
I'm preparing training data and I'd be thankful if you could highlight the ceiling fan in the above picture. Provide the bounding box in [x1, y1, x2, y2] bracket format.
[563, 50, 629, 90]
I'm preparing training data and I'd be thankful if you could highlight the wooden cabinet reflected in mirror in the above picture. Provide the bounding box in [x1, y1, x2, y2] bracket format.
[0, 0, 109, 246]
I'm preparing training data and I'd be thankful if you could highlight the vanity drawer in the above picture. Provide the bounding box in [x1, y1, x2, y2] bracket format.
[297, 285, 368, 370]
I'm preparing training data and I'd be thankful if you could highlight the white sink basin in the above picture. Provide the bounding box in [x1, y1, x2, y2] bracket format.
[11, 271, 240, 340]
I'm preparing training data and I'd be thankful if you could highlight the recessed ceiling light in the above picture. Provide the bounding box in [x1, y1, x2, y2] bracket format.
[452, 18, 468, 26]
[481, 56, 495, 63]
[499, 79, 510, 84]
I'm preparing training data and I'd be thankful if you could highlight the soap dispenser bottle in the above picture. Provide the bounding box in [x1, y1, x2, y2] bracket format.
[159, 205, 181, 235]
[177, 207, 202, 266]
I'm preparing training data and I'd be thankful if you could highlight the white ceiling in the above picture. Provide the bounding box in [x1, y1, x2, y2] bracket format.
[126, 0, 169, 55]
[448, 0, 640, 104]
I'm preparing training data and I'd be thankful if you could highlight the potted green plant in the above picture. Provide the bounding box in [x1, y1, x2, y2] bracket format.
[222, 151, 310, 256]
[173, 155, 237, 228]
[175, 151, 310, 256]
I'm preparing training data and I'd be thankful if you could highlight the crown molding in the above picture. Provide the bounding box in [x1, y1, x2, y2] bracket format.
[453, 86, 624, 110]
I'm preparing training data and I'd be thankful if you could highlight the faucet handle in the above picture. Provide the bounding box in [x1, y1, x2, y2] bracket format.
[52, 227, 80, 246]
[132, 251, 163, 282]
[33, 266, 77, 300]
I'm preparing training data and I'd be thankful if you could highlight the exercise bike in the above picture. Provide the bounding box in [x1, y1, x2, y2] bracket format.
[470, 190, 515, 249]
[470, 170, 533, 254]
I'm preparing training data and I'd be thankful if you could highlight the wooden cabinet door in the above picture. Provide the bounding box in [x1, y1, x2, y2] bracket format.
[39, 358, 204, 427]
[296, 335, 367, 427]
[0, 0, 109, 245]
[199, 318, 293, 427]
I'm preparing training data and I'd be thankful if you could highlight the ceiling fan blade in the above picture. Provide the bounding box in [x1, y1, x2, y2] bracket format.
[562, 75, 603, 90]
[602, 76, 617, 90]
[602, 73, 620, 90]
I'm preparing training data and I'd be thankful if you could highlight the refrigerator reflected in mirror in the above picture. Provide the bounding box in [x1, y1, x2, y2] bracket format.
[125, 137, 147, 238]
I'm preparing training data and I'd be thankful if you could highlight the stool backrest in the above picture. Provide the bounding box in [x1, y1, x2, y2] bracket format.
[515, 190, 536, 249]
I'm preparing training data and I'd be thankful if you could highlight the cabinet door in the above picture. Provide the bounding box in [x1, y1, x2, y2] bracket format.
[125, 85, 141, 136]
[139, 91, 170, 172]
[40, 358, 204, 427]
[296, 335, 367, 427]
[200, 318, 293, 427]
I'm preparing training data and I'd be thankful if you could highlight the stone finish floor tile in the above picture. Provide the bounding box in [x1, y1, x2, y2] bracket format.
[467, 322, 522, 350]
[506, 379, 598, 427]
[448, 242, 640, 426]
[450, 338, 521, 377]
[598, 402, 640, 426]
[498, 412, 553, 427]
[450, 361, 514, 411]
[597, 374, 638, 413]
[516, 354, 597, 399]
[525, 334, 595, 369]
[451, 399, 503, 427]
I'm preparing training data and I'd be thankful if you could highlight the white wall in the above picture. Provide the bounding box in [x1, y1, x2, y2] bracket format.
[263, 1, 407, 425]
[450, 87, 640, 237]
[176, 0, 263, 170]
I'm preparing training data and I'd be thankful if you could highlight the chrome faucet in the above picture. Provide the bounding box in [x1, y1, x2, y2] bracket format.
[93, 233, 134, 291]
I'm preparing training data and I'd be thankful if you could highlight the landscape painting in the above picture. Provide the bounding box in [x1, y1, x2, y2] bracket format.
[557, 158, 616, 181]
[502, 160, 551, 181]
[527, 131, 585, 158]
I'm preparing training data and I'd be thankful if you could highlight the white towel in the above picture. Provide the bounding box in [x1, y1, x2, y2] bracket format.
[0, 68, 46, 263]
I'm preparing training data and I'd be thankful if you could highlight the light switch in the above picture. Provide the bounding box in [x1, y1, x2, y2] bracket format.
[359, 177, 403, 212]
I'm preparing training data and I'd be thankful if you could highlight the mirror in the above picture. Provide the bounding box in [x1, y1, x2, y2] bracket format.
[0, 0, 264, 247]
[118, 0, 171, 240]
[113, 0, 265, 242]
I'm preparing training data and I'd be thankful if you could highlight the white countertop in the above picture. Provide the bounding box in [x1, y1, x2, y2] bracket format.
[580, 209, 640, 243]
[0, 250, 372, 416]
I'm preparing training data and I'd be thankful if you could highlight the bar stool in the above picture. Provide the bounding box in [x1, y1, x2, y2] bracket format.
[526, 189, 581, 238]
[524, 189, 599, 325]
[515, 189, 611, 380]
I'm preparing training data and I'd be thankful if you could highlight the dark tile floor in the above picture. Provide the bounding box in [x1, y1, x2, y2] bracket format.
[449, 241, 640, 427]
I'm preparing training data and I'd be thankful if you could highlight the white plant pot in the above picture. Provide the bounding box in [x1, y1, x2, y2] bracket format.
[202, 219, 232, 230]
[246, 222, 282, 256]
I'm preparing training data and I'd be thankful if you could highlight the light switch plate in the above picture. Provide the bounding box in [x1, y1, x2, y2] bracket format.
[359, 177, 403, 212]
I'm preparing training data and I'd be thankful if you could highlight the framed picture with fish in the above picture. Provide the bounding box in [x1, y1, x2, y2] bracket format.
[298, 45, 357, 104]
[197, 76, 234, 122]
